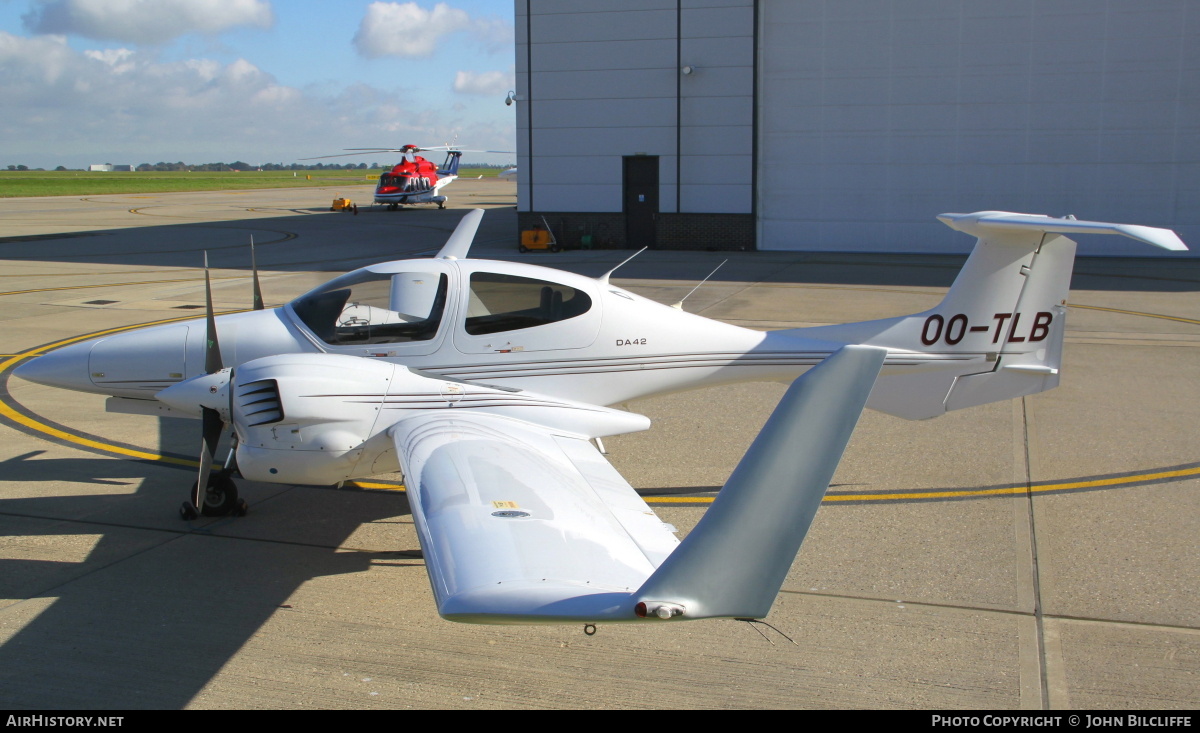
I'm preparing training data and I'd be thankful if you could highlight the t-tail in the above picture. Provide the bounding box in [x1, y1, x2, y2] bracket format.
[792, 212, 1188, 420]
[437, 151, 462, 177]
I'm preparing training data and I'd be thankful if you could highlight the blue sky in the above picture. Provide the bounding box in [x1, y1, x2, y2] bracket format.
[0, 0, 516, 169]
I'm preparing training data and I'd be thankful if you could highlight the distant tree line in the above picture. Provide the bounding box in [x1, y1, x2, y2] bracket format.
[134, 161, 378, 172]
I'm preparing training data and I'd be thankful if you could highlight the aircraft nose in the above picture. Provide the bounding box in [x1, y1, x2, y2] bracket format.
[12, 341, 97, 393]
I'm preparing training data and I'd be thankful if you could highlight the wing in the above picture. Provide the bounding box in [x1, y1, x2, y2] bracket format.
[390, 344, 887, 625]
[390, 411, 679, 623]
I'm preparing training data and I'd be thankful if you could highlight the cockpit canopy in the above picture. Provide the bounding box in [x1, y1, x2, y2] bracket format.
[287, 263, 597, 350]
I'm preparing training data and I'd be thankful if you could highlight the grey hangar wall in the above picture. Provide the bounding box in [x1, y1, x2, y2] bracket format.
[514, 1, 1198, 255]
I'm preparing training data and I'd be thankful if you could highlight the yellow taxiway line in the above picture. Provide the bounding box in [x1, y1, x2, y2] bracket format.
[4, 313, 1199, 505]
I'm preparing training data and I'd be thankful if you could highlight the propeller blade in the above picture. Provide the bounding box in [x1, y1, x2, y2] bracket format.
[250, 236, 264, 311]
[193, 406, 224, 510]
[178, 254, 237, 518]
[203, 252, 223, 375]
[188, 254, 230, 516]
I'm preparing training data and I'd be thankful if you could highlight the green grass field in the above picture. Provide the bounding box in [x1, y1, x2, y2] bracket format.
[0, 167, 505, 198]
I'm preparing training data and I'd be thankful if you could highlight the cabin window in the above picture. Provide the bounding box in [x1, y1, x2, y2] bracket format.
[465, 273, 592, 335]
[290, 271, 447, 345]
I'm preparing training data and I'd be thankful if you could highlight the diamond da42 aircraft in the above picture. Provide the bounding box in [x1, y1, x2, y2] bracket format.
[15, 209, 1186, 626]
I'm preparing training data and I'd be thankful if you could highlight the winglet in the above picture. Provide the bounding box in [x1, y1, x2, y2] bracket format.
[937, 211, 1188, 251]
[436, 208, 485, 260]
[634, 345, 887, 621]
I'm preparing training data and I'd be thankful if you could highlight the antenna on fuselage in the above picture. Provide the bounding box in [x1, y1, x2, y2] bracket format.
[597, 247, 648, 286]
[670, 259, 727, 310]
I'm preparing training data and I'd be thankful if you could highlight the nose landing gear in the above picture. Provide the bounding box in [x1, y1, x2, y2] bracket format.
[180, 473, 248, 520]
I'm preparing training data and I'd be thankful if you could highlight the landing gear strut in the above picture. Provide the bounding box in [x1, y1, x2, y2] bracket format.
[180, 438, 249, 520]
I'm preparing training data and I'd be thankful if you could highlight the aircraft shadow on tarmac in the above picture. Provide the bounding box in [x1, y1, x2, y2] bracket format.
[0, 411, 422, 708]
[0, 208, 518, 274]
[0, 205, 1194, 291]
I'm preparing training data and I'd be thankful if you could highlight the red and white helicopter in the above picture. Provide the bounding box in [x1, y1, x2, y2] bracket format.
[14, 209, 1187, 627]
[305, 144, 509, 210]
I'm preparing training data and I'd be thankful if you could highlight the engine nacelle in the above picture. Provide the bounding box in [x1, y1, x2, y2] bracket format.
[228, 352, 652, 486]
[232, 353, 400, 486]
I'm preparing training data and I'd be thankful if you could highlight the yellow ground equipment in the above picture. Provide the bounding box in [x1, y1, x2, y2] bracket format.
[519, 217, 560, 252]
[331, 197, 354, 211]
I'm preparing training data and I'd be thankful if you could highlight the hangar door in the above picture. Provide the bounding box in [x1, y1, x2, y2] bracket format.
[624, 156, 659, 249]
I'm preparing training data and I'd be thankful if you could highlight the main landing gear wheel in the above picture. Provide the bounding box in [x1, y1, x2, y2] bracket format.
[182, 474, 246, 518]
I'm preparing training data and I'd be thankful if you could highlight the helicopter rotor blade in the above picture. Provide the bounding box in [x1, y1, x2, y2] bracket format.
[298, 150, 395, 161]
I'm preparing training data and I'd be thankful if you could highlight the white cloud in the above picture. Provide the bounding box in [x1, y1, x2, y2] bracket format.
[354, 1, 512, 59]
[453, 69, 512, 96]
[83, 48, 136, 73]
[23, 0, 273, 44]
[0, 31, 515, 168]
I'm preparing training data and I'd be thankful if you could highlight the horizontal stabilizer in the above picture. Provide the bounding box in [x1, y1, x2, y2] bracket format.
[937, 211, 1188, 251]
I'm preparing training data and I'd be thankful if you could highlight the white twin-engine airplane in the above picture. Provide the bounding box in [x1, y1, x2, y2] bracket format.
[15, 210, 1186, 627]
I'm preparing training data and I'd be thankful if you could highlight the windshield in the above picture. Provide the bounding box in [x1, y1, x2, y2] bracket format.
[290, 270, 447, 345]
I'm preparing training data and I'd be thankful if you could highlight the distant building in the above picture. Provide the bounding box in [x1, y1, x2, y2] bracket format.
[88, 164, 132, 172]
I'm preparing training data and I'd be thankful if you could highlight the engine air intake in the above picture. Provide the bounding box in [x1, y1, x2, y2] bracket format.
[236, 379, 283, 426]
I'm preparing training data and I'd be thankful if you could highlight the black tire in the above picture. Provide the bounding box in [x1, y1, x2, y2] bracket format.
[189, 474, 240, 517]
[179, 502, 198, 520]
[550, 244, 562, 253]
[519, 245, 528, 253]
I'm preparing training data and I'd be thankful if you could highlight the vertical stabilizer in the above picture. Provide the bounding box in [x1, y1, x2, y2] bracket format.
[788, 211, 1186, 420]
